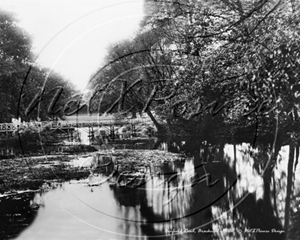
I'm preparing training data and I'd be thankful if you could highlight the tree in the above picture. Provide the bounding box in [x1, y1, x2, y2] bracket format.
[89, 1, 300, 235]
[142, 1, 300, 237]
[88, 28, 179, 134]
[89, 0, 300, 145]
[20, 67, 76, 121]
[0, 9, 76, 123]
[0, 9, 33, 122]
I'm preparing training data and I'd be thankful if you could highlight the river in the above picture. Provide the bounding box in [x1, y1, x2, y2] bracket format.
[1, 144, 299, 240]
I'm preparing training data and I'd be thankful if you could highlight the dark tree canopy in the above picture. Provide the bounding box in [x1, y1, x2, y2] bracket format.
[87, 0, 300, 145]
[0, 9, 76, 122]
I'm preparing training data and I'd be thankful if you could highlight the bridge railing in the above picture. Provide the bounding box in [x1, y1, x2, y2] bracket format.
[0, 123, 18, 132]
[0, 117, 154, 132]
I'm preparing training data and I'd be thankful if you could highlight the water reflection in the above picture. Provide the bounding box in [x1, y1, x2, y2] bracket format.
[0, 192, 38, 240]
[2, 144, 299, 239]
[0, 182, 62, 240]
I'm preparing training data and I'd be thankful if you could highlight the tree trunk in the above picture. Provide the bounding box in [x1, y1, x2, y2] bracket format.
[146, 110, 166, 134]
[263, 166, 272, 210]
[284, 142, 295, 239]
[218, 142, 224, 162]
[132, 111, 137, 118]
[233, 144, 237, 175]
[294, 145, 299, 173]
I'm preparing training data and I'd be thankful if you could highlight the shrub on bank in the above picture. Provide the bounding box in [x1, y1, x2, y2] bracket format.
[0, 126, 58, 156]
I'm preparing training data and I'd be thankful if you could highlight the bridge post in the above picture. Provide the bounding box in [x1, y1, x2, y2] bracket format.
[131, 123, 135, 138]
[88, 126, 95, 145]
[91, 126, 94, 144]
[110, 125, 115, 142]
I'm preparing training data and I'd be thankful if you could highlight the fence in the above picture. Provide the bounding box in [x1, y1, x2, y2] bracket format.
[0, 117, 154, 132]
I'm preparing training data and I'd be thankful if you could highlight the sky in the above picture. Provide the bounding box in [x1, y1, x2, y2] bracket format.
[0, 0, 145, 91]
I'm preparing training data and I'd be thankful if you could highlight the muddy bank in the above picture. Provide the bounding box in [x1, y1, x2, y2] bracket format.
[0, 150, 185, 194]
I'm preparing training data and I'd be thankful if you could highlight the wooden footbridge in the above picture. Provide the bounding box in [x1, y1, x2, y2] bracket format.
[0, 114, 157, 143]
[0, 114, 153, 133]
[0, 114, 156, 156]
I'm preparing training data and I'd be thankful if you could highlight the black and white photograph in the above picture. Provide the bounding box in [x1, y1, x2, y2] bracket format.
[0, 0, 300, 239]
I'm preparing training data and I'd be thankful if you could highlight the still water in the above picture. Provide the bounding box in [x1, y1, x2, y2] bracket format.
[1, 144, 299, 240]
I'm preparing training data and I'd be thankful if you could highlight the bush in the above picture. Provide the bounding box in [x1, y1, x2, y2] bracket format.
[0, 126, 58, 155]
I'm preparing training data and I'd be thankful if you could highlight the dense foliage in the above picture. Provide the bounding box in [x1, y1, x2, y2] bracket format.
[0, 9, 76, 123]
[88, 3, 300, 236]
[88, 0, 300, 147]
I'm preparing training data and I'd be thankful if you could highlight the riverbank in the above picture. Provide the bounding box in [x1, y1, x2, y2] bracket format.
[0, 150, 184, 194]
[0, 155, 89, 194]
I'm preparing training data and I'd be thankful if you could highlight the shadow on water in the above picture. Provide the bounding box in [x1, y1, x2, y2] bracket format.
[109, 145, 287, 240]
[0, 182, 63, 240]
[1, 143, 299, 239]
[0, 192, 38, 240]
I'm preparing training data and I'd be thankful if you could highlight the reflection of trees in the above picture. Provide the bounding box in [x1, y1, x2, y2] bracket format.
[0, 181, 62, 240]
[110, 183, 155, 239]
[0, 192, 38, 240]
[237, 193, 283, 240]
[110, 159, 235, 239]
[109, 144, 293, 239]
[212, 143, 285, 240]
[289, 191, 300, 239]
